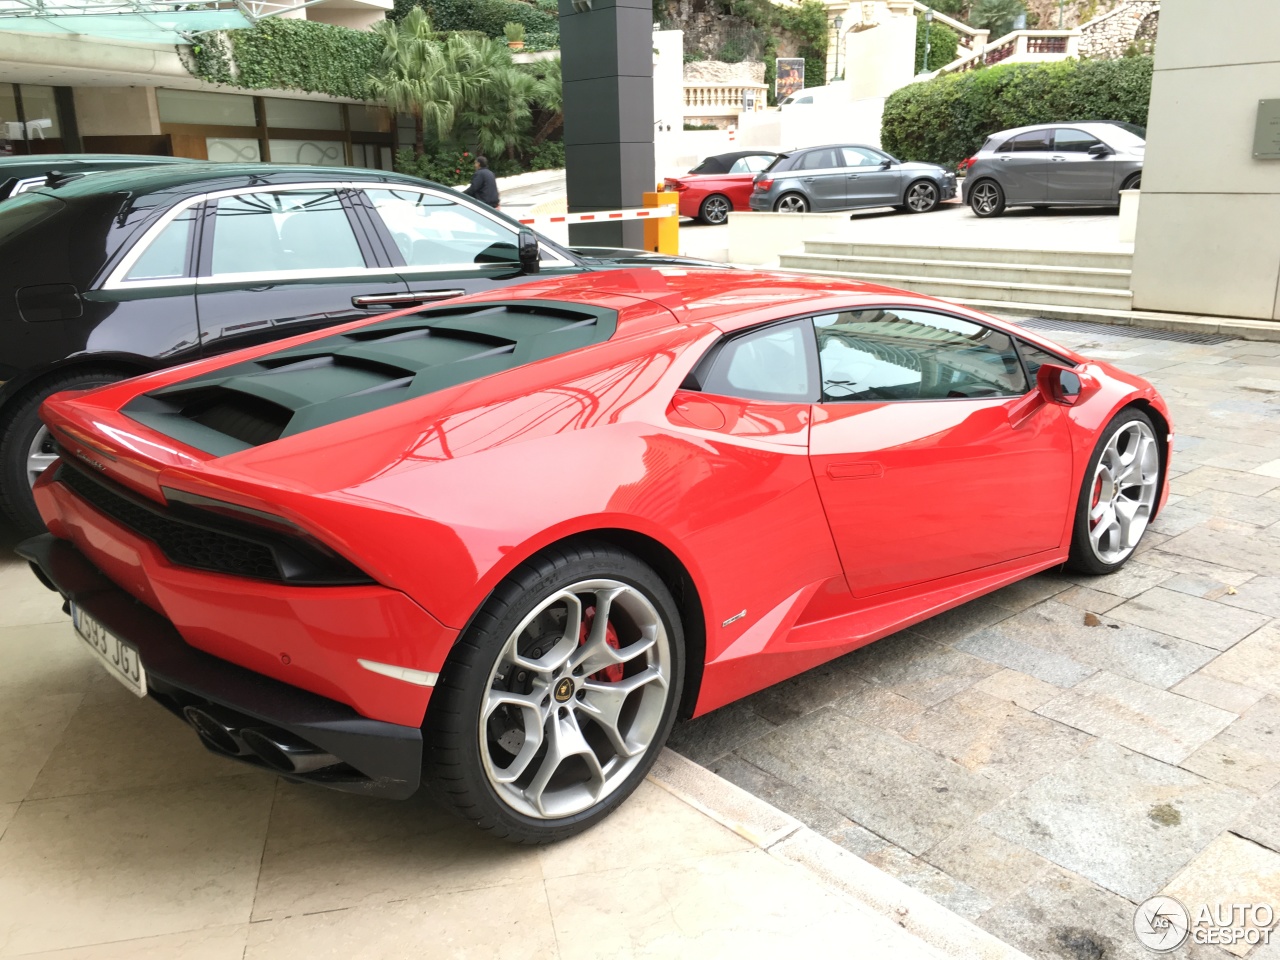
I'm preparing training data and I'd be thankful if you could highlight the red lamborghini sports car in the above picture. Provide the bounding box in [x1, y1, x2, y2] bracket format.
[20, 268, 1171, 842]
[664, 150, 778, 224]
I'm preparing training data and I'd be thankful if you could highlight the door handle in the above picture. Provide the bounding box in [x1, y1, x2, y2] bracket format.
[352, 290, 464, 307]
[803, 177, 816, 182]
[827, 462, 883, 480]
[1051, 156, 1068, 162]
[849, 175, 860, 180]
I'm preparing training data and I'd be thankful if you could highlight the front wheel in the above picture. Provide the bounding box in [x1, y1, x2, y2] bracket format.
[698, 194, 731, 225]
[423, 541, 684, 843]
[969, 179, 1005, 218]
[1122, 173, 1142, 191]
[775, 193, 809, 213]
[904, 179, 940, 214]
[1066, 408, 1162, 575]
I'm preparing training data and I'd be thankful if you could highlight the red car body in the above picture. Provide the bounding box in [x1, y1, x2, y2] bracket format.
[21, 268, 1171, 810]
[664, 152, 778, 223]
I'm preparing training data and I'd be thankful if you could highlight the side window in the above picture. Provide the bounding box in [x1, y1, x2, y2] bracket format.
[815, 309, 1028, 402]
[698, 320, 814, 402]
[729, 155, 774, 174]
[364, 188, 518, 267]
[797, 148, 838, 170]
[208, 189, 364, 276]
[1054, 128, 1103, 153]
[125, 208, 196, 281]
[997, 131, 1052, 153]
[1017, 339, 1071, 378]
[841, 146, 886, 167]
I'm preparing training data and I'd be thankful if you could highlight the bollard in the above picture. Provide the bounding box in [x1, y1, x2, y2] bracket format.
[642, 186, 680, 255]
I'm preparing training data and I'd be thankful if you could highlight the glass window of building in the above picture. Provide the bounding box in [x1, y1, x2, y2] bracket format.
[158, 89, 256, 127]
[16, 85, 60, 139]
[268, 139, 346, 166]
[206, 138, 262, 163]
[264, 98, 343, 131]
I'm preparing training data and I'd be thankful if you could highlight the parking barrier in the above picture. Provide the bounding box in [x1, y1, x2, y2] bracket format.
[517, 203, 680, 256]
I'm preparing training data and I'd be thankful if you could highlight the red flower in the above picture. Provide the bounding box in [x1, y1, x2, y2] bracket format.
[463, 151, 470, 157]
[455, 168, 461, 173]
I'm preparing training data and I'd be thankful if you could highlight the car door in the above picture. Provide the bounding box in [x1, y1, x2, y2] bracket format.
[193, 185, 410, 356]
[806, 307, 1074, 598]
[791, 148, 848, 211]
[992, 130, 1053, 203]
[841, 146, 902, 207]
[1048, 127, 1117, 204]
[356, 186, 581, 302]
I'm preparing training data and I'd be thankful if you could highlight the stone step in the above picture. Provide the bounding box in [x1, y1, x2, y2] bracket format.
[779, 253, 1133, 290]
[775, 264, 1134, 311]
[956, 301, 1280, 343]
[801, 240, 1133, 271]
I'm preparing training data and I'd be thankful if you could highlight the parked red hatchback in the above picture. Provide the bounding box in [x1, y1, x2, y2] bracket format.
[22, 268, 1171, 842]
[664, 150, 778, 224]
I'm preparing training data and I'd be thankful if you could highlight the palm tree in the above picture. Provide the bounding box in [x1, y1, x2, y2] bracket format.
[368, 8, 478, 156]
[457, 39, 538, 161]
[530, 58, 563, 146]
[970, 0, 1026, 38]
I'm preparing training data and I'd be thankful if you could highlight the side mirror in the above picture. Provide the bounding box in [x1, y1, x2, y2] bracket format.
[1088, 143, 1112, 157]
[517, 229, 540, 275]
[1037, 363, 1087, 405]
[881, 159, 894, 168]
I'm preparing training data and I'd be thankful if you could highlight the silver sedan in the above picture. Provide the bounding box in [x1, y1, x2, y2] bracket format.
[748, 144, 957, 214]
[963, 122, 1145, 218]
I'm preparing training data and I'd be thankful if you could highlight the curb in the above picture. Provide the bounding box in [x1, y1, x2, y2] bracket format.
[647, 749, 1034, 960]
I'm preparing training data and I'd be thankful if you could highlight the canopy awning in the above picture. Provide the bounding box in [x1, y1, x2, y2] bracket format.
[0, 0, 316, 44]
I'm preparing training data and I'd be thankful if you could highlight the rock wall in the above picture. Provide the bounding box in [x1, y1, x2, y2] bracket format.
[1079, 0, 1160, 59]
[682, 60, 766, 85]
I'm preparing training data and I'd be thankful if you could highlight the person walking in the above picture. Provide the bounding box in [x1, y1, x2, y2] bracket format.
[462, 155, 500, 209]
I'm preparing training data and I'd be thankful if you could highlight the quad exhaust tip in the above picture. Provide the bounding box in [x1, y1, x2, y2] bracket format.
[183, 705, 339, 774]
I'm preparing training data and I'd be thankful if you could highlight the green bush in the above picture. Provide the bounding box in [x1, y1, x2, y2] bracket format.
[411, 0, 557, 37]
[524, 30, 560, 52]
[881, 56, 1153, 167]
[393, 146, 475, 186]
[915, 15, 960, 73]
[526, 140, 565, 171]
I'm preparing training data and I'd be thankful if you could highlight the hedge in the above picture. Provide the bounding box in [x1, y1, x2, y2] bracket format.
[398, 0, 558, 38]
[880, 56, 1154, 167]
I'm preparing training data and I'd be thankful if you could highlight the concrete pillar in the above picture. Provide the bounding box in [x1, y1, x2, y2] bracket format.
[559, 0, 655, 248]
[73, 87, 160, 137]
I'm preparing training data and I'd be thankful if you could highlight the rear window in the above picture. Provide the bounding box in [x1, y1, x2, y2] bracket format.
[0, 193, 64, 245]
[760, 154, 788, 174]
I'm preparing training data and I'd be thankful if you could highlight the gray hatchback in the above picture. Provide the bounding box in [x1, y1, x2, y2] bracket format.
[963, 122, 1144, 218]
[748, 143, 956, 214]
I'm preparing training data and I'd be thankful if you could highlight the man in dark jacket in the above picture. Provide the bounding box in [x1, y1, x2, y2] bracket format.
[462, 155, 500, 208]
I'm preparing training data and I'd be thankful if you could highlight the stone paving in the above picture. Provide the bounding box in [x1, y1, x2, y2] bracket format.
[670, 324, 1280, 960]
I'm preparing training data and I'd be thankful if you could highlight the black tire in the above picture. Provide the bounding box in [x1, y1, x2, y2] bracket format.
[774, 192, 809, 213]
[1121, 173, 1142, 192]
[423, 540, 685, 844]
[903, 178, 940, 214]
[698, 193, 732, 225]
[968, 179, 1005, 218]
[1066, 407, 1161, 575]
[0, 370, 123, 537]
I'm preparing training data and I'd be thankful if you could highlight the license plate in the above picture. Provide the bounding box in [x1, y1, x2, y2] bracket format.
[71, 604, 147, 697]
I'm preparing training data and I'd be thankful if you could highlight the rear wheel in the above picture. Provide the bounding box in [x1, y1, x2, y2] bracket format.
[698, 194, 732, 225]
[775, 193, 808, 213]
[424, 541, 684, 843]
[1066, 408, 1161, 575]
[0, 369, 123, 537]
[904, 179, 940, 214]
[1122, 173, 1142, 191]
[969, 179, 1005, 218]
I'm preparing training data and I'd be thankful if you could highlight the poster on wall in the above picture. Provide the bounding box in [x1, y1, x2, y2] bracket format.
[775, 58, 805, 101]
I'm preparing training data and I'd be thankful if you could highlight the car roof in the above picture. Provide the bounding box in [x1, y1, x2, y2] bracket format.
[986, 121, 1141, 139]
[0, 153, 201, 170]
[34, 163, 438, 200]
[706, 150, 777, 163]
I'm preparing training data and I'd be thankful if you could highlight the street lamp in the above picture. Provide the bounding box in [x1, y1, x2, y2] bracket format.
[923, 7, 934, 72]
[832, 14, 843, 80]
[1059, 0, 1065, 28]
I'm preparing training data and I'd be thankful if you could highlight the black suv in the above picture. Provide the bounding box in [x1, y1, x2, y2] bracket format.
[0, 163, 706, 535]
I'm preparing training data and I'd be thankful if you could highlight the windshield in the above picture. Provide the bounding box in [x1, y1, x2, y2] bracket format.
[0, 192, 63, 245]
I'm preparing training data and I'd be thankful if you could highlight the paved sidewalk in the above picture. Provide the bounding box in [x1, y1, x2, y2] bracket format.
[0, 525, 1006, 959]
[671, 322, 1280, 960]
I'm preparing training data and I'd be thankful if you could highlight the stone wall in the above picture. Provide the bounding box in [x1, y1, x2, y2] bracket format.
[1079, 0, 1160, 59]
[682, 60, 766, 85]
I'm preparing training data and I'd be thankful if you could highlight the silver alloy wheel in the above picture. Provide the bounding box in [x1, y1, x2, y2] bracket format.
[26, 425, 58, 488]
[702, 195, 730, 224]
[1088, 420, 1160, 565]
[776, 194, 808, 213]
[907, 181, 938, 212]
[480, 579, 672, 820]
[972, 182, 1001, 215]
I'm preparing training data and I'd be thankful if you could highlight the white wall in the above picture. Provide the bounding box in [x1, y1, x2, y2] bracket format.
[1130, 0, 1280, 321]
[843, 1, 917, 100]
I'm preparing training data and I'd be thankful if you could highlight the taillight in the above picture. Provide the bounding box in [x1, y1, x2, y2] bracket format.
[755, 178, 773, 191]
[664, 178, 688, 192]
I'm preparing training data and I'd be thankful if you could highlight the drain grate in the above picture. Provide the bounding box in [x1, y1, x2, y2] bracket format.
[1017, 317, 1234, 345]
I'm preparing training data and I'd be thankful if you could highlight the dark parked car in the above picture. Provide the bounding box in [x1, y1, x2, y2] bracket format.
[748, 144, 956, 214]
[963, 122, 1145, 218]
[0, 163, 712, 535]
[0, 153, 200, 202]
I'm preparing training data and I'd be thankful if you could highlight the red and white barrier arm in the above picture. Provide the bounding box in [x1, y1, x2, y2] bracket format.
[517, 206, 679, 227]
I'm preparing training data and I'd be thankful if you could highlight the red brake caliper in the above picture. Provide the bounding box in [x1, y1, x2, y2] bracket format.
[1090, 475, 1103, 527]
[579, 605, 624, 683]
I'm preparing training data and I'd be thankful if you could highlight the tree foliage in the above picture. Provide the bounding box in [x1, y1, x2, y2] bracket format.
[970, 0, 1027, 37]
[881, 55, 1153, 166]
[915, 14, 960, 73]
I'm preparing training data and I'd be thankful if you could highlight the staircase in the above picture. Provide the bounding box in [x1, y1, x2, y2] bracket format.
[777, 240, 1135, 321]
